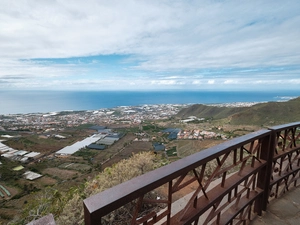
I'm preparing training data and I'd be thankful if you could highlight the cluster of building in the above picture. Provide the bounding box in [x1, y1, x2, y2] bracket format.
[0, 104, 187, 133]
[0, 103, 229, 165]
[179, 116, 206, 123]
[161, 128, 227, 140]
[177, 129, 227, 140]
[56, 126, 124, 155]
[0, 145, 43, 182]
[0, 139, 44, 181]
[0, 141, 41, 163]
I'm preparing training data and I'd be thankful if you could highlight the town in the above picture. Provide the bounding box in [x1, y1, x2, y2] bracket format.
[0, 103, 258, 224]
[0, 104, 186, 132]
[0, 103, 228, 162]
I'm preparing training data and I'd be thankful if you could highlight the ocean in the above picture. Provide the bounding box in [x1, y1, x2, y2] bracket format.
[1, 90, 299, 115]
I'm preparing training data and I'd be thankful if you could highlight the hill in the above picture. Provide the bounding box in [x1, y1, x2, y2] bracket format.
[176, 104, 247, 120]
[176, 97, 300, 126]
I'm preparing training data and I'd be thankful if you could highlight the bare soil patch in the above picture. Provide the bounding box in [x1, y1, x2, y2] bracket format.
[102, 140, 153, 168]
[43, 168, 80, 180]
[35, 176, 58, 187]
[58, 163, 91, 171]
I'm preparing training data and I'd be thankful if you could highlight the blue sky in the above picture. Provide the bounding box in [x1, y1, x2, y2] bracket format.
[0, 0, 299, 91]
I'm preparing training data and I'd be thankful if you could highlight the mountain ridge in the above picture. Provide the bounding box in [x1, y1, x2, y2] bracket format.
[176, 97, 300, 126]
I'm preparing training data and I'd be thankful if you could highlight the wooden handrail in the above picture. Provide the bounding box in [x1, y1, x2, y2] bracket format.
[84, 122, 300, 225]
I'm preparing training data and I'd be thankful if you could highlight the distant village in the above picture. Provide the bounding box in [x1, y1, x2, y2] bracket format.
[0, 104, 226, 163]
[0, 102, 233, 210]
[0, 104, 187, 132]
[0, 103, 232, 192]
[0, 102, 257, 133]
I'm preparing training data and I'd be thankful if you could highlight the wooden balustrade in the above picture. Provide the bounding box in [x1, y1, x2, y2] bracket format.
[83, 122, 300, 225]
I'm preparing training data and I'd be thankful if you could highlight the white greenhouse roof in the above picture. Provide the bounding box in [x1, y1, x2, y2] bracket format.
[25, 152, 41, 158]
[97, 137, 119, 145]
[14, 150, 28, 156]
[56, 135, 101, 155]
[23, 171, 42, 180]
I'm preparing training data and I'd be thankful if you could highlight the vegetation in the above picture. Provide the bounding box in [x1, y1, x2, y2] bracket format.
[8, 152, 164, 225]
[75, 123, 94, 130]
[142, 122, 163, 132]
[230, 98, 300, 125]
[0, 158, 22, 182]
[176, 97, 300, 126]
[176, 104, 247, 120]
[2, 97, 300, 224]
[166, 146, 177, 157]
[72, 148, 99, 160]
[3, 134, 82, 153]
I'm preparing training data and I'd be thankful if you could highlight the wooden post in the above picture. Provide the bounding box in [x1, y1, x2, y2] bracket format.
[255, 130, 275, 214]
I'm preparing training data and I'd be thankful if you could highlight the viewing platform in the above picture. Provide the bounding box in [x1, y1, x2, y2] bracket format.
[30, 187, 300, 225]
[28, 122, 300, 224]
[83, 122, 300, 225]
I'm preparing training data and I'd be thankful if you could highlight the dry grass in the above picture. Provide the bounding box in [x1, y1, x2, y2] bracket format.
[176, 139, 225, 158]
[42, 168, 80, 180]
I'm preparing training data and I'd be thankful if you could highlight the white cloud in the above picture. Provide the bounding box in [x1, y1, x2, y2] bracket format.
[224, 80, 239, 84]
[192, 80, 202, 85]
[0, 0, 299, 90]
[150, 80, 177, 85]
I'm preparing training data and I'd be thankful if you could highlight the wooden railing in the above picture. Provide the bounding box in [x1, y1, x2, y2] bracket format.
[83, 122, 300, 225]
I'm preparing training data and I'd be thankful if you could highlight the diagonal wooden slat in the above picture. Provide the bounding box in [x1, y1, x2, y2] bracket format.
[83, 123, 300, 225]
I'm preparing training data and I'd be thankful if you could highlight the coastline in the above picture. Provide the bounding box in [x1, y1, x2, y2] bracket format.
[0, 97, 296, 117]
[0, 90, 299, 115]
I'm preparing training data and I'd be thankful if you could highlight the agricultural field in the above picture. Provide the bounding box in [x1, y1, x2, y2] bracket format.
[3, 129, 93, 154]
[0, 128, 154, 223]
[175, 139, 225, 157]
[0, 119, 263, 224]
[92, 133, 154, 168]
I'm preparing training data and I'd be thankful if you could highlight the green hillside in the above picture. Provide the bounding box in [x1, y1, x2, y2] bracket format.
[230, 97, 300, 126]
[176, 97, 300, 126]
[176, 104, 246, 120]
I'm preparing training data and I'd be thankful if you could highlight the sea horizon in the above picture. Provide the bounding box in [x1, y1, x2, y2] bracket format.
[1, 90, 299, 115]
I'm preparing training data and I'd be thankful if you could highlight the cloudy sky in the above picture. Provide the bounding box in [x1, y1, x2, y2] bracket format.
[1, 0, 299, 91]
